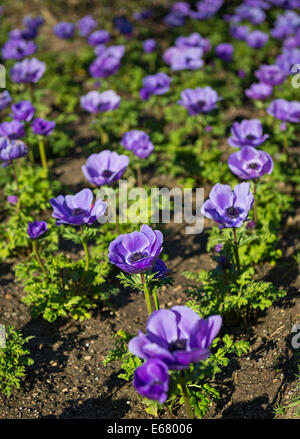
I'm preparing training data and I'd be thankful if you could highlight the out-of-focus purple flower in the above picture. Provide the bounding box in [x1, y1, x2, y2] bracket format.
[228, 146, 273, 180]
[133, 9, 153, 20]
[163, 46, 204, 71]
[228, 119, 269, 148]
[77, 15, 97, 36]
[215, 43, 234, 61]
[53, 22, 75, 39]
[140, 72, 171, 100]
[152, 259, 171, 279]
[175, 32, 211, 52]
[271, 11, 300, 40]
[201, 182, 254, 229]
[27, 220, 47, 239]
[114, 16, 133, 36]
[254, 64, 286, 86]
[143, 39, 156, 53]
[205, 125, 212, 132]
[80, 90, 120, 113]
[246, 30, 269, 49]
[10, 57, 46, 83]
[0, 91, 12, 111]
[7, 195, 18, 205]
[108, 224, 163, 274]
[121, 130, 154, 159]
[245, 82, 273, 100]
[230, 24, 250, 40]
[246, 221, 256, 229]
[238, 69, 246, 78]
[276, 48, 300, 75]
[87, 29, 110, 46]
[31, 118, 55, 136]
[50, 188, 107, 226]
[82, 150, 129, 186]
[280, 121, 287, 131]
[178, 86, 222, 115]
[172, 1, 191, 16]
[2, 38, 37, 60]
[0, 120, 25, 139]
[129, 306, 222, 369]
[190, 0, 224, 20]
[0, 137, 28, 166]
[89, 45, 124, 78]
[214, 243, 223, 252]
[133, 359, 169, 404]
[23, 15, 44, 29]
[267, 99, 300, 123]
[11, 100, 35, 122]
[234, 4, 266, 24]
[164, 11, 186, 27]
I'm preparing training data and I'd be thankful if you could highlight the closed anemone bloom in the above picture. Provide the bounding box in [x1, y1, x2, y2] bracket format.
[49, 188, 107, 226]
[87, 30, 110, 46]
[0, 137, 28, 166]
[0, 91, 12, 111]
[254, 64, 286, 86]
[178, 86, 222, 115]
[108, 224, 163, 274]
[133, 359, 169, 404]
[0, 120, 25, 139]
[267, 99, 300, 123]
[228, 146, 273, 180]
[80, 90, 120, 113]
[121, 130, 154, 159]
[128, 306, 222, 369]
[215, 43, 234, 61]
[245, 82, 273, 100]
[140, 72, 171, 100]
[53, 22, 75, 39]
[10, 57, 46, 83]
[82, 150, 129, 186]
[201, 182, 254, 229]
[77, 15, 97, 37]
[27, 220, 47, 239]
[11, 100, 35, 122]
[228, 119, 269, 148]
[246, 30, 268, 49]
[32, 118, 55, 136]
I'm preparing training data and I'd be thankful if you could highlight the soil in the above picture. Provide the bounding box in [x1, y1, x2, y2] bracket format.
[0, 0, 300, 420]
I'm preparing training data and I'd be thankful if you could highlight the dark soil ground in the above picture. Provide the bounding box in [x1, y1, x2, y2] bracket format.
[0, 0, 300, 420]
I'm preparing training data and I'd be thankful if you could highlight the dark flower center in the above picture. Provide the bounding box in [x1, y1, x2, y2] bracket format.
[248, 162, 259, 169]
[196, 100, 206, 108]
[129, 251, 148, 263]
[246, 134, 256, 140]
[168, 339, 187, 353]
[72, 208, 85, 216]
[225, 207, 240, 218]
[102, 169, 113, 178]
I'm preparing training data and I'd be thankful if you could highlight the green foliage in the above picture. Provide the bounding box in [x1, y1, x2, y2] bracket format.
[0, 326, 34, 397]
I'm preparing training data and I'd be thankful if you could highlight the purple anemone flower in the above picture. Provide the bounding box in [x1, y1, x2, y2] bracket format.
[0, 137, 28, 166]
[89, 48, 123, 78]
[0, 91, 12, 111]
[11, 100, 35, 122]
[80, 90, 120, 113]
[114, 16, 133, 36]
[230, 24, 250, 40]
[245, 82, 273, 100]
[140, 72, 171, 101]
[178, 86, 222, 115]
[2, 38, 37, 60]
[31, 118, 55, 136]
[133, 9, 153, 21]
[133, 359, 169, 404]
[53, 22, 75, 39]
[10, 57, 46, 83]
[129, 306, 222, 369]
[228, 146, 273, 180]
[108, 224, 163, 274]
[0, 120, 25, 139]
[143, 39, 156, 53]
[175, 32, 211, 52]
[163, 46, 204, 71]
[49, 188, 107, 226]
[267, 99, 300, 123]
[254, 64, 286, 86]
[152, 259, 170, 279]
[77, 15, 97, 37]
[82, 150, 129, 186]
[228, 119, 269, 148]
[246, 30, 269, 49]
[27, 220, 47, 240]
[121, 130, 154, 159]
[23, 15, 44, 30]
[87, 30, 110, 46]
[7, 195, 18, 205]
[215, 43, 234, 61]
[201, 182, 254, 229]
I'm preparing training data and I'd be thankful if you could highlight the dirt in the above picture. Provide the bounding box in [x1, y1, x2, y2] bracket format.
[0, 0, 300, 420]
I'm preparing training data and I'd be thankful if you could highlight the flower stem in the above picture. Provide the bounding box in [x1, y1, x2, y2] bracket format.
[38, 138, 48, 171]
[253, 180, 258, 224]
[152, 288, 160, 311]
[283, 131, 288, 151]
[32, 240, 48, 278]
[180, 384, 194, 419]
[233, 228, 241, 273]
[82, 239, 90, 271]
[140, 273, 152, 316]
[136, 163, 143, 188]
[12, 162, 20, 215]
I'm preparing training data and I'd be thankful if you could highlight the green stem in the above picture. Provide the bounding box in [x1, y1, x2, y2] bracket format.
[32, 240, 48, 278]
[233, 228, 241, 273]
[38, 138, 48, 170]
[152, 288, 160, 311]
[140, 273, 152, 316]
[82, 239, 90, 271]
[253, 180, 258, 224]
[12, 162, 20, 215]
[180, 384, 194, 419]
[136, 163, 143, 188]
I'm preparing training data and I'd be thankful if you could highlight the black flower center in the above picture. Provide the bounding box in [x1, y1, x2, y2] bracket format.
[72, 208, 85, 216]
[196, 100, 206, 108]
[102, 169, 113, 178]
[246, 134, 256, 140]
[129, 251, 148, 263]
[225, 207, 240, 218]
[168, 339, 187, 353]
[248, 162, 259, 169]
